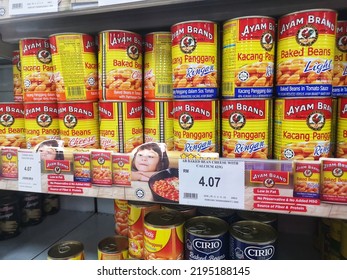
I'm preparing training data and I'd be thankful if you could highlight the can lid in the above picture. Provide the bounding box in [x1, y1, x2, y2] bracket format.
[162, 204, 196, 212]
[98, 236, 128, 253]
[185, 216, 229, 237]
[47, 240, 84, 259]
[197, 206, 235, 219]
[236, 210, 277, 224]
[145, 209, 185, 228]
[229, 220, 277, 244]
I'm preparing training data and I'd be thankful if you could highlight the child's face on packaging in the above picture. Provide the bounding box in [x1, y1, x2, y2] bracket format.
[38, 145, 56, 161]
[134, 149, 160, 172]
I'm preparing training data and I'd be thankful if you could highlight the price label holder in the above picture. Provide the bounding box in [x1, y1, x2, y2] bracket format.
[98, 0, 144, 7]
[179, 159, 245, 209]
[18, 150, 42, 192]
[9, 0, 59, 15]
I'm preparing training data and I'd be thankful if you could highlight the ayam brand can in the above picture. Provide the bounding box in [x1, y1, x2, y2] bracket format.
[293, 160, 320, 199]
[20, 192, 43, 226]
[274, 98, 332, 160]
[43, 194, 60, 215]
[222, 16, 276, 98]
[49, 33, 98, 102]
[337, 97, 347, 158]
[229, 220, 277, 260]
[236, 210, 278, 229]
[221, 98, 272, 159]
[144, 100, 174, 151]
[173, 99, 218, 153]
[98, 236, 129, 260]
[276, 9, 337, 97]
[57, 101, 99, 149]
[171, 20, 218, 99]
[321, 158, 347, 204]
[98, 30, 143, 101]
[24, 102, 60, 149]
[99, 101, 143, 153]
[185, 216, 229, 260]
[112, 153, 131, 186]
[114, 199, 128, 236]
[73, 151, 91, 182]
[144, 209, 185, 260]
[91, 150, 112, 186]
[128, 201, 160, 259]
[48, 240, 85, 260]
[1, 147, 19, 179]
[0, 103, 26, 148]
[144, 32, 172, 100]
[0, 193, 21, 240]
[19, 37, 56, 102]
[12, 50, 22, 102]
[333, 21, 347, 96]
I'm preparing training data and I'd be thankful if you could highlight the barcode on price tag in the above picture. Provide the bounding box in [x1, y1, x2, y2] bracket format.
[18, 150, 42, 192]
[179, 159, 245, 209]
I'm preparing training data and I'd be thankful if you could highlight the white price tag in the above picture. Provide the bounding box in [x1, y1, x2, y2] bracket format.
[9, 0, 58, 15]
[98, 0, 144, 7]
[179, 159, 245, 209]
[18, 150, 42, 192]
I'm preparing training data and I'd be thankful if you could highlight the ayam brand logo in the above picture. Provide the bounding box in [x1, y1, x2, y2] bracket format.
[222, 103, 265, 116]
[22, 40, 49, 54]
[46, 160, 70, 170]
[144, 228, 156, 239]
[172, 104, 211, 117]
[192, 239, 222, 254]
[244, 245, 275, 260]
[0, 106, 23, 115]
[69, 136, 96, 147]
[241, 21, 275, 37]
[286, 102, 332, 116]
[323, 161, 347, 170]
[99, 105, 113, 118]
[295, 164, 320, 173]
[25, 105, 57, 116]
[58, 106, 93, 117]
[252, 171, 288, 183]
[144, 105, 155, 117]
[129, 105, 143, 116]
[172, 25, 214, 41]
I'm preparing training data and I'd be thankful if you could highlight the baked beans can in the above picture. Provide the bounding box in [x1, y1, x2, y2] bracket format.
[336, 97, 347, 158]
[98, 236, 129, 260]
[24, 102, 60, 149]
[144, 209, 185, 260]
[144, 100, 174, 151]
[57, 101, 99, 149]
[128, 201, 160, 259]
[12, 50, 23, 102]
[19, 37, 56, 102]
[185, 216, 229, 260]
[112, 153, 131, 186]
[73, 151, 91, 182]
[276, 9, 337, 97]
[332, 21, 347, 96]
[274, 98, 332, 160]
[229, 220, 277, 260]
[20, 192, 43, 226]
[43, 194, 60, 215]
[171, 20, 218, 99]
[98, 30, 142, 101]
[197, 206, 238, 224]
[236, 210, 278, 229]
[114, 199, 128, 236]
[0, 102, 26, 148]
[99, 101, 143, 153]
[222, 16, 275, 98]
[91, 150, 112, 186]
[1, 147, 19, 179]
[144, 32, 172, 100]
[47, 240, 85, 260]
[221, 98, 272, 159]
[173, 99, 218, 153]
[0, 192, 21, 240]
[321, 158, 347, 204]
[49, 33, 98, 102]
[293, 160, 320, 198]
[161, 204, 197, 220]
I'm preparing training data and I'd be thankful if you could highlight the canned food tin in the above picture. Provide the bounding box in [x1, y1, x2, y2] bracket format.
[128, 201, 160, 259]
[332, 21, 347, 96]
[19, 37, 56, 102]
[12, 50, 22, 102]
[98, 236, 129, 260]
[222, 16, 275, 98]
[144, 100, 174, 151]
[0, 193, 21, 240]
[276, 9, 337, 97]
[91, 150, 112, 186]
[293, 160, 320, 198]
[229, 220, 277, 260]
[185, 216, 229, 260]
[1, 147, 19, 179]
[274, 98, 332, 160]
[221, 98, 272, 159]
[321, 158, 347, 203]
[112, 154, 131, 186]
[336, 97, 347, 158]
[98, 30, 143, 100]
[331, 97, 338, 157]
[0, 103, 25, 148]
[48, 240, 85, 260]
[171, 20, 218, 99]
[43, 194, 60, 215]
[20, 192, 43, 226]
[173, 99, 218, 153]
[144, 32, 172, 100]
[24, 102, 60, 149]
[197, 206, 237, 224]
[236, 210, 278, 229]
[161, 204, 197, 220]
[99, 101, 143, 153]
[114, 199, 129, 236]
[144, 209, 185, 260]
[49, 33, 98, 101]
[73, 151, 91, 182]
[57, 101, 99, 149]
